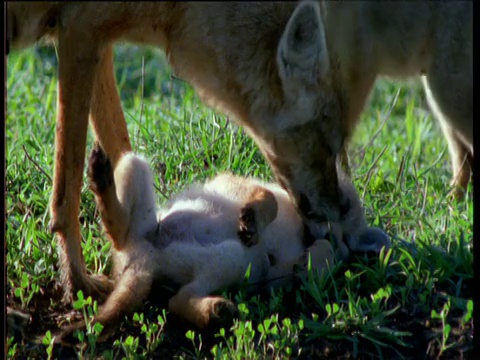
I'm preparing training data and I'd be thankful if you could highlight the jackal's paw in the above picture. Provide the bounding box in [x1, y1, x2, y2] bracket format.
[238, 206, 258, 247]
[210, 299, 238, 328]
[87, 144, 113, 194]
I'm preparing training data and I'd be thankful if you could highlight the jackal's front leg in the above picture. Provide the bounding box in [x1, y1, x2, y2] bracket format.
[89, 45, 132, 167]
[48, 28, 112, 302]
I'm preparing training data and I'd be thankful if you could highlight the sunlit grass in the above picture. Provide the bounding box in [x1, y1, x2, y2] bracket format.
[6, 45, 473, 359]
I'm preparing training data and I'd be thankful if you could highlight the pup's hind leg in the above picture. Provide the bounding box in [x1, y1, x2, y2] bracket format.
[167, 240, 259, 329]
[168, 280, 237, 330]
[57, 267, 153, 344]
[238, 186, 278, 247]
[87, 146, 157, 249]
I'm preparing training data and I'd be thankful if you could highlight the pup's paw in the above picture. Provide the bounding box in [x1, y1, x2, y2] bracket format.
[87, 144, 113, 194]
[294, 239, 334, 275]
[307, 239, 335, 271]
[305, 220, 351, 261]
[238, 206, 258, 247]
[210, 298, 238, 329]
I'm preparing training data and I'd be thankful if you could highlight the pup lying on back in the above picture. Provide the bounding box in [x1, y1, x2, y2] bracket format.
[58, 145, 389, 342]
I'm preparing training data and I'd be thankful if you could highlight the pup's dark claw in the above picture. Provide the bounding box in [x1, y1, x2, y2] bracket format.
[87, 144, 113, 194]
[238, 206, 258, 247]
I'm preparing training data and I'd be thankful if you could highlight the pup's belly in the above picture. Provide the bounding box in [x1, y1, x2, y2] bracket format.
[155, 197, 240, 247]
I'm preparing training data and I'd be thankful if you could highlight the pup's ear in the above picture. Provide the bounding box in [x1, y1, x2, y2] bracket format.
[247, 187, 279, 230]
[277, 1, 329, 84]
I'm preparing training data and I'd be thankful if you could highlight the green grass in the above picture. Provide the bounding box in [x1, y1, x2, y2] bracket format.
[6, 45, 473, 359]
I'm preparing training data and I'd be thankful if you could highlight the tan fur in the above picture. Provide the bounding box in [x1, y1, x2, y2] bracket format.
[7, 1, 471, 300]
[57, 146, 342, 342]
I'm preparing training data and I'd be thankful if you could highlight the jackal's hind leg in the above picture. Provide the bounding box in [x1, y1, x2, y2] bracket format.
[422, 71, 473, 200]
[446, 136, 472, 200]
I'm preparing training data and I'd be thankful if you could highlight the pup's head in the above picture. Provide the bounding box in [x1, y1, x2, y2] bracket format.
[6, 2, 61, 54]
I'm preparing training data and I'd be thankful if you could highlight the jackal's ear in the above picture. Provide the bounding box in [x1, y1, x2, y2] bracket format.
[277, 1, 329, 83]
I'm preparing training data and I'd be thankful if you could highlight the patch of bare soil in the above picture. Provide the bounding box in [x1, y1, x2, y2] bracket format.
[6, 277, 473, 359]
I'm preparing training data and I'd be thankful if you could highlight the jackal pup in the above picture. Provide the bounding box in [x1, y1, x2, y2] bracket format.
[56, 145, 389, 342]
